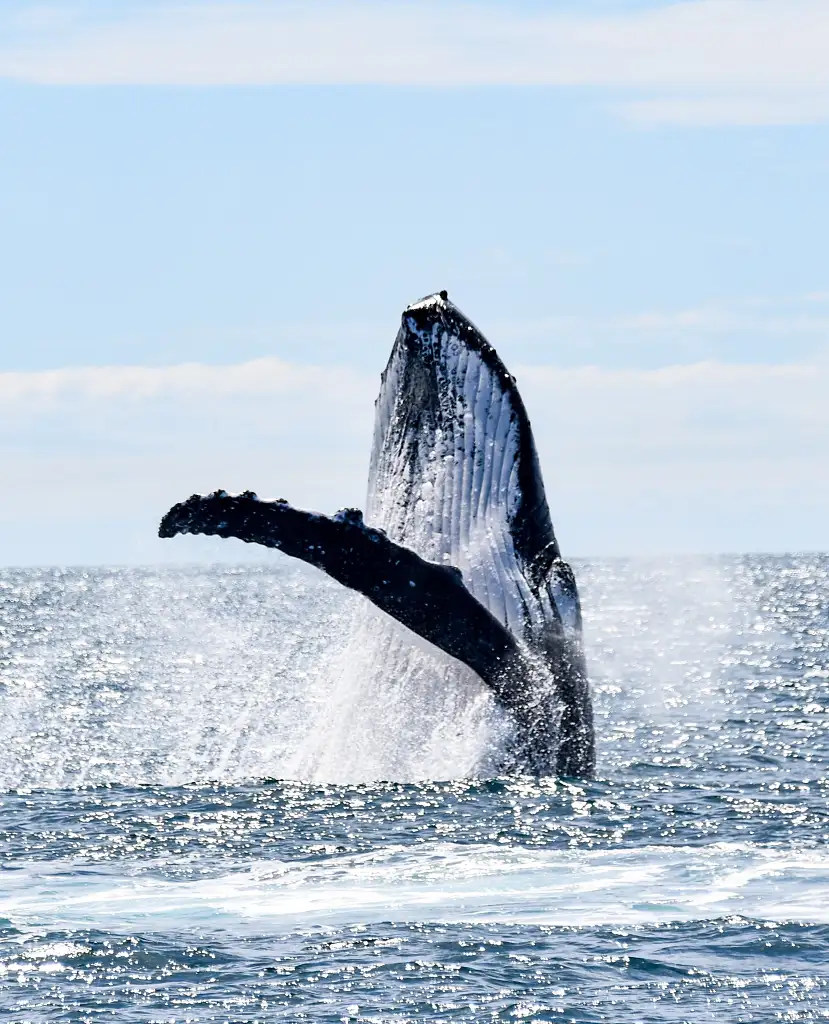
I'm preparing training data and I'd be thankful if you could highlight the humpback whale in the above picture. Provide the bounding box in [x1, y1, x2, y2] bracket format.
[159, 292, 595, 777]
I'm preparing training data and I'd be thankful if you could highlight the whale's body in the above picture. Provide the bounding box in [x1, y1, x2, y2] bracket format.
[160, 293, 595, 776]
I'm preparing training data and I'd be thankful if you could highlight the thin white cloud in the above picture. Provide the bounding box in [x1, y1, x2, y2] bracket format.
[516, 360, 828, 459]
[496, 296, 829, 344]
[614, 309, 829, 335]
[4, 351, 825, 413]
[1, 355, 827, 560]
[0, 356, 373, 405]
[2, 1, 829, 125]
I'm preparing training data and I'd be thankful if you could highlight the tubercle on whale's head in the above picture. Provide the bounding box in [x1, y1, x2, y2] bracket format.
[401, 290, 453, 335]
[405, 289, 449, 311]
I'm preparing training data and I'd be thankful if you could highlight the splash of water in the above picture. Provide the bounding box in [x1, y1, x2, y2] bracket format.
[0, 557, 761, 789]
[0, 565, 512, 789]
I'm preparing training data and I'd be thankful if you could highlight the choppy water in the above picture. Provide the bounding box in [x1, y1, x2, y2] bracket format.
[0, 555, 827, 1022]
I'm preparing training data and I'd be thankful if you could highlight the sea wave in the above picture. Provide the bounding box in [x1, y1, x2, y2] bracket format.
[4, 841, 829, 934]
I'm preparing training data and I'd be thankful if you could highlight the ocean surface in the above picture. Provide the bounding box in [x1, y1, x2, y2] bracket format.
[0, 555, 827, 1022]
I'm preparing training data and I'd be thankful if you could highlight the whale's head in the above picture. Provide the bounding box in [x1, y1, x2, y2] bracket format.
[365, 291, 580, 644]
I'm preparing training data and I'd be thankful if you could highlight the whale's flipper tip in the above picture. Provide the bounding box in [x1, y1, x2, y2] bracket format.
[158, 489, 230, 539]
[158, 504, 183, 538]
[158, 492, 201, 538]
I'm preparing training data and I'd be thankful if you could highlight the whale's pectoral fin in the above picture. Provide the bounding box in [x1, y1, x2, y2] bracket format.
[159, 490, 530, 707]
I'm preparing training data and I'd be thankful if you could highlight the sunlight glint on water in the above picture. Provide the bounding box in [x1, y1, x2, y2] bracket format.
[0, 556, 827, 1021]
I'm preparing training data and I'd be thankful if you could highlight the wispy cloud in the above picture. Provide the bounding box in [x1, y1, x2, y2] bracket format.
[606, 307, 829, 336]
[1, 355, 827, 561]
[0, 356, 373, 405]
[2, 1, 829, 125]
[495, 294, 829, 354]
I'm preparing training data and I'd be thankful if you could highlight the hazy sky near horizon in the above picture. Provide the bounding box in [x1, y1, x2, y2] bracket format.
[1, 0, 828, 563]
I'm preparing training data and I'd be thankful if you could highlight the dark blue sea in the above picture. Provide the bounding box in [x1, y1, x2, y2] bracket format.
[1, 555, 827, 1022]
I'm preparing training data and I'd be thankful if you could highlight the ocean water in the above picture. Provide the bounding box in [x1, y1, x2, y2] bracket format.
[0, 555, 827, 1022]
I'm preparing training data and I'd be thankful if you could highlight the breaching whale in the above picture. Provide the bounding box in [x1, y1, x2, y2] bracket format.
[159, 292, 595, 777]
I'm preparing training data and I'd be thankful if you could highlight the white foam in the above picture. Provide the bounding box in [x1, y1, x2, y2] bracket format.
[3, 842, 828, 935]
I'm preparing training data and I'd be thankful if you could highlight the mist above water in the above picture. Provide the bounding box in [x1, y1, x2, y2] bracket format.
[0, 563, 505, 789]
[2, 554, 822, 791]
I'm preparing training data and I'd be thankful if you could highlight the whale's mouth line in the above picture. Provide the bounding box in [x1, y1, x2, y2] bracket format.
[158, 292, 595, 779]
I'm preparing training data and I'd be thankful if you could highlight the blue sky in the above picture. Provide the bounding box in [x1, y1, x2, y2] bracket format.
[1, 1, 828, 562]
